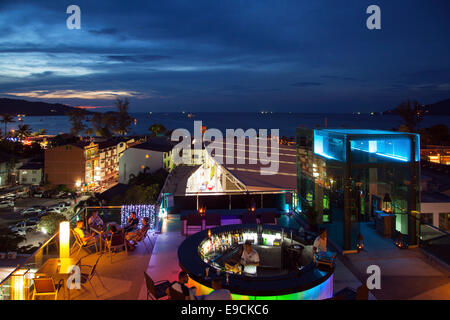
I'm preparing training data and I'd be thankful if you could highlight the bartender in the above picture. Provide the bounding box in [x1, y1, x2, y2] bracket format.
[241, 240, 260, 266]
[313, 229, 328, 254]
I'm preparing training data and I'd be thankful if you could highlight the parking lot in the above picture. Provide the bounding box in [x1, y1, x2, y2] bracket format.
[0, 195, 77, 248]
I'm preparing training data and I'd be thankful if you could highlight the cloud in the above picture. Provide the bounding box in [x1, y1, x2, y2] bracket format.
[320, 75, 358, 81]
[89, 28, 119, 35]
[5, 90, 148, 100]
[106, 55, 170, 62]
[29, 71, 54, 78]
[290, 82, 323, 87]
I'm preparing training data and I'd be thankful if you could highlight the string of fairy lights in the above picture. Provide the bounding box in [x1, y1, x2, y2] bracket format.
[120, 204, 157, 229]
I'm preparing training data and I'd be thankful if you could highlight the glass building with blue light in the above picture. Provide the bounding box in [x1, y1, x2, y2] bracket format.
[296, 128, 420, 250]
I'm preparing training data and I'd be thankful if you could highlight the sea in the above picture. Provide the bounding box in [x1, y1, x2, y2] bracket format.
[14, 112, 450, 138]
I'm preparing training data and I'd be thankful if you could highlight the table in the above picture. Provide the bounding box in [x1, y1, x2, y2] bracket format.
[36, 258, 77, 300]
[375, 211, 395, 238]
[91, 226, 107, 252]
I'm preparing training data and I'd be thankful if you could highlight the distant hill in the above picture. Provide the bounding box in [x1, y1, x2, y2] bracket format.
[384, 98, 450, 116]
[0, 98, 94, 116]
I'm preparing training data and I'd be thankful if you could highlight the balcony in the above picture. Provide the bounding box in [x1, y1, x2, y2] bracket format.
[0, 207, 159, 300]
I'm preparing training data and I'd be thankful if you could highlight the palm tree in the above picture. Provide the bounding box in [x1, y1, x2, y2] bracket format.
[38, 128, 47, 136]
[149, 123, 167, 136]
[85, 128, 94, 136]
[31, 128, 47, 137]
[114, 98, 133, 136]
[90, 113, 116, 138]
[68, 109, 87, 136]
[0, 114, 15, 137]
[16, 124, 32, 140]
[396, 100, 423, 132]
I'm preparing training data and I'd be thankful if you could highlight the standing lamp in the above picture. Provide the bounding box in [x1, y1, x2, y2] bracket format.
[382, 193, 392, 213]
[356, 233, 364, 252]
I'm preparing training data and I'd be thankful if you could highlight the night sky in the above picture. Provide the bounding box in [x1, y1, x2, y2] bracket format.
[0, 0, 449, 113]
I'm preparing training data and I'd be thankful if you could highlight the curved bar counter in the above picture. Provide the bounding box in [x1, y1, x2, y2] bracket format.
[178, 224, 334, 300]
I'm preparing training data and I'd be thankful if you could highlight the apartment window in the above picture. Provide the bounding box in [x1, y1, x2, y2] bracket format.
[22, 177, 27, 182]
[420, 213, 433, 225]
[32, 178, 36, 182]
[439, 213, 449, 231]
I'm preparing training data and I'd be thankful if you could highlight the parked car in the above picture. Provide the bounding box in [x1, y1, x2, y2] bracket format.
[37, 211, 49, 218]
[46, 208, 62, 214]
[20, 207, 42, 216]
[33, 192, 44, 198]
[0, 194, 15, 201]
[0, 200, 14, 208]
[54, 191, 67, 199]
[9, 219, 38, 235]
[15, 191, 29, 198]
[33, 205, 47, 210]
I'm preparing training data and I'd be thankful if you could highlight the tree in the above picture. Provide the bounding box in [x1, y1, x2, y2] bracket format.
[68, 109, 87, 136]
[107, 169, 168, 205]
[74, 194, 102, 213]
[420, 124, 450, 146]
[0, 227, 26, 252]
[112, 184, 160, 205]
[6, 157, 18, 185]
[149, 123, 167, 136]
[38, 128, 47, 136]
[15, 124, 32, 139]
[114, 98, 133, 136]
[396, 100, 424, 132]
[37, 212, 68, 235]
[0, 114, 15, 137]
[90, 113, 117, 138]
[49, 134, 79, 147]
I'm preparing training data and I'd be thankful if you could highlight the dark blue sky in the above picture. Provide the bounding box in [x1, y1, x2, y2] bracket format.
[0, 0, 449, 113]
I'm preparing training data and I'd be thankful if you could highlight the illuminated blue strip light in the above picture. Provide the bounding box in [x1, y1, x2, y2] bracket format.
[351, 137, 410, 162]
[313, 132, 340, 161]
[313, 129, 412, 163]
[190, 274, 334, 300]
[351, 147, 409, 162]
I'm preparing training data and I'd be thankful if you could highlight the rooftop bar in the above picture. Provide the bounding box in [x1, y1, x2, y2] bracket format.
[178, 224, 334, 300]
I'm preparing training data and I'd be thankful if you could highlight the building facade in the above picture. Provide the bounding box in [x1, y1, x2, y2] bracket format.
[45, 142, 98, 189]
[118, 138, 175, 184]
[18, 162, 43, 185]
[296, 128, 421, 250]
[421, 146, 450, 165]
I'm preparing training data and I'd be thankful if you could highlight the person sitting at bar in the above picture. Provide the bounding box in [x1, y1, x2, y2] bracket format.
[124, 212, 139, 232]
[203, 278, 232, 300]
[125, 217, 150, 249]
[88, 211, 104, 229]
[74, 221, 97, 246]
[313, 228, 328, 254]
[166, 271, 191, 300]
[240, 240, 260, 267]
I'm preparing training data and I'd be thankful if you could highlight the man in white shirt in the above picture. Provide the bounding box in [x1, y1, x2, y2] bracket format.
[313, 229, 328, 253]
[240, 240, 260, 266]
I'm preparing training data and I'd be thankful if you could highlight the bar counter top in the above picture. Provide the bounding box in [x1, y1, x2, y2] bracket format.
[177, 224, 334, 297]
